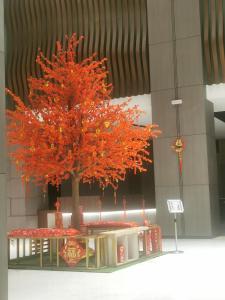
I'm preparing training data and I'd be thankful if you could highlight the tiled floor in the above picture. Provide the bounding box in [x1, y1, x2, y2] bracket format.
[8, 237, 225, 300]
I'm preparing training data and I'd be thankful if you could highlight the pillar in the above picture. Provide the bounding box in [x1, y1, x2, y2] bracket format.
[0, 0, 8, 298]
[147, 0, 219, 236]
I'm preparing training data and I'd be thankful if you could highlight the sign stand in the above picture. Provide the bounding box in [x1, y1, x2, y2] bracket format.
[167, 199, 184, 254]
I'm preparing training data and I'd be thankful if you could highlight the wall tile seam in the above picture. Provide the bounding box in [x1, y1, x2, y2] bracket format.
[151, 83, 205, 93]
[155, 184, 213, 187]
[151, 84, 206, 95]
[174, 34, 201, 42]
[206, 133, 218, 139]
[152, 83, 205, 93]
[151, 88, 175, 95]
[148, 34, 202, 46]
[8, 196, 25, 199]
[148, 40, 174, 47]
[9, 197, 25, 205]
[8, 214, 37, 217]
[154, 133, 209, 140]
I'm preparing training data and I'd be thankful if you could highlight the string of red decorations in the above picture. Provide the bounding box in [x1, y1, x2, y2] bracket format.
[8, 228, 80, 238]
[84, 221, 138, 229]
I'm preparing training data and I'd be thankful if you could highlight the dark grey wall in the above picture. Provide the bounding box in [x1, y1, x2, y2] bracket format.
[0, 0, 7, 298]
[148, 0, 219, 237]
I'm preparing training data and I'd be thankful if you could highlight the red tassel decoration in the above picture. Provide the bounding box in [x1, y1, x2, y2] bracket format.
[178, 153, 183, 175]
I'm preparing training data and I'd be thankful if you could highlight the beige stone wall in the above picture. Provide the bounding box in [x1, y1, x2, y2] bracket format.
[148, 0, 219, 237]
[7, 155, 44, 230]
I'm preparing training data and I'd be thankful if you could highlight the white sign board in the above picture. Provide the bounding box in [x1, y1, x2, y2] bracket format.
[167, 199, 184, 213]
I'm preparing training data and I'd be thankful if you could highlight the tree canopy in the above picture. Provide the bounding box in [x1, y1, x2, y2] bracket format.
[6, 34, 160, 192]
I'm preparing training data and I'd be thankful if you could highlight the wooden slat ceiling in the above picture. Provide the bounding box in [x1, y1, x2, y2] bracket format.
[5, 0, 150, 100]
[200, 0, 225, 84]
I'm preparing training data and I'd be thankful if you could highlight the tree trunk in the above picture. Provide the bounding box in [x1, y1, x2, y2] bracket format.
[71, 175, 80, 229]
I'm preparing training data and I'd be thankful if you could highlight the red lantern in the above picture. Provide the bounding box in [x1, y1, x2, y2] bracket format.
[172, 138, 185, 175]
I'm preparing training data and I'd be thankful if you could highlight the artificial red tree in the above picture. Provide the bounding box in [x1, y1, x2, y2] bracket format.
[6, 34, 160, 229]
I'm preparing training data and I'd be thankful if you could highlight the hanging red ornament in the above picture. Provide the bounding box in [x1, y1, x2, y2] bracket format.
[172, 137, 185, 176]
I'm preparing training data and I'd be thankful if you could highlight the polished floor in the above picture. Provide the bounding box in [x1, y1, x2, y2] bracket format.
[8, 237, 225, 300]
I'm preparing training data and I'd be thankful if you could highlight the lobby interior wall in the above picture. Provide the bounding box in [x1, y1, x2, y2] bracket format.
[148, 0, 219, 236]
[7, 156, 44, 230]
[0, 0, 7, 298]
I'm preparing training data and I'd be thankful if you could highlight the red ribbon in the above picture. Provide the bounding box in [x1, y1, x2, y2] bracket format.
[178, 153, 183, 175]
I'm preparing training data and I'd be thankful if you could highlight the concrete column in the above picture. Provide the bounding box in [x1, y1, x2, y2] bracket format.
[147, 0, 219, 236]
[0, 0, 8, 299]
